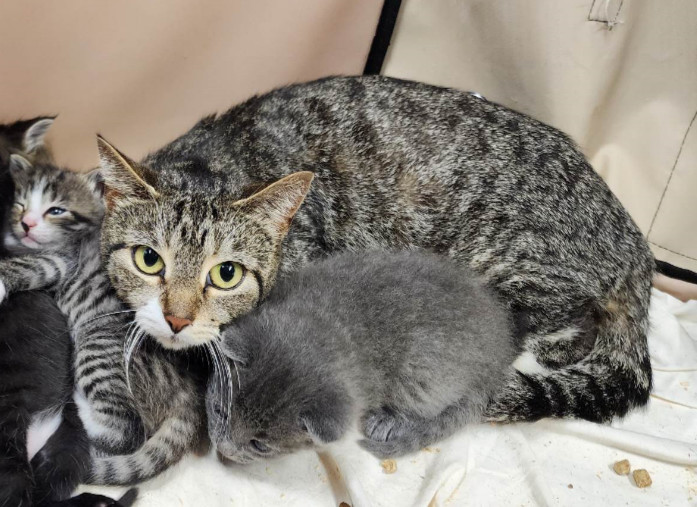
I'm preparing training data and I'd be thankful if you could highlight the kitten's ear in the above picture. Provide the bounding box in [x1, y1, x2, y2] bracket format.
[299, 390, 350, 444]
[22, 116, 55, 153]
[96, 135, 159, 208]
[84, 169, 105, 198]
[9, 153, 32, 173]
[235, 172, 314, 236]
[220, 326, 251, 367]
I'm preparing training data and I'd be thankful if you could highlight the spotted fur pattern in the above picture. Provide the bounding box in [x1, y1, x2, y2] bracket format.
[99, 76, 653, 427]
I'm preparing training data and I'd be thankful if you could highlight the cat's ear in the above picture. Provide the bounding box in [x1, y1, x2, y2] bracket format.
[235, 172, 314, 236]
[96, 135, 159, 208]
[84, 169, 105, 198]
[299, 389, 350, 444]
[22, 116, 55, 153]
[9, 153, 32, 173]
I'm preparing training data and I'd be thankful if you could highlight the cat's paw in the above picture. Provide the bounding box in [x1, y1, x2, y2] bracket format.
[0, 279, 6, 304]
[358, 436, 419, 459]
[361, 406, 415, 443]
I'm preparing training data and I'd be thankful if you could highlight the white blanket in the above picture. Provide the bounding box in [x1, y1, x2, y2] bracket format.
[81, 289, 697, 506]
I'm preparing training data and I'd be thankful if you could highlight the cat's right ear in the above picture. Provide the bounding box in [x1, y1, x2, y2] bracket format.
[22, 116, 55, 154]
[96, 135, 159, 208]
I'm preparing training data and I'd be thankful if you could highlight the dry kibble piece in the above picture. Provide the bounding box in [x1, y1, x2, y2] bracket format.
[339, 503, 351, 507]
[613, 459, 631, 475]
[381, 459, 397, 474]
[633, 469, 652, 488]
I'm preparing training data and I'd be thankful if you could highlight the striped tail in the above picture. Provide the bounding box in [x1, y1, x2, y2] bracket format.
[86, 411, 201, 486]
[485, 277, 653, 423]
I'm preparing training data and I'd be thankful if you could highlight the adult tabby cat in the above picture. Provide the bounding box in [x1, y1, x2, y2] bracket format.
[0, 160, 206, 486]
[97, 75, 653, 426]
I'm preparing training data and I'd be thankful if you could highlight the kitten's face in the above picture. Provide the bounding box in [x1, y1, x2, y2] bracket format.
[6, 162, 103, 252]
[97, 137, 313, 349]
[207, 325, 349, 464]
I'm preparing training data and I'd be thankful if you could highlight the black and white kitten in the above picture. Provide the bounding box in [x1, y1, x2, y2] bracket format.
[207, 250, 521, 461]
[0, 120, 91, 506]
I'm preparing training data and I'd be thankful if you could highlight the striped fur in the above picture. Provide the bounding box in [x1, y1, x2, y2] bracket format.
[0, 162, 207, 485]
[99, 76, 654, 426]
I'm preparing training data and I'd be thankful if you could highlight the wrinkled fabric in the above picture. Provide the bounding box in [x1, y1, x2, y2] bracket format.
[80, 289, 697, 505]
[383, 0, 697, 272]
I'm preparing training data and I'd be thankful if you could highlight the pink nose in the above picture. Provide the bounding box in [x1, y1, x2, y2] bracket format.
[22, 215, 38, 230]
[165, 315, 192, 333]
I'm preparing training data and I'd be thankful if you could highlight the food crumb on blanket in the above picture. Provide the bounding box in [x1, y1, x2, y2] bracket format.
[613, 459, 631, 475]
[381, 459, 397, 474]
[633, 469, 652, 488]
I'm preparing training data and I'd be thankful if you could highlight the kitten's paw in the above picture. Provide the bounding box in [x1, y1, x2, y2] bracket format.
[0, 279, 6, 304]
[361, 407, 414, 443]
[74, 389, 146, 455]
[359, 437, 419, 459]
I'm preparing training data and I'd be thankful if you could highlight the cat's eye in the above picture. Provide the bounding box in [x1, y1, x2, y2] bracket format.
[132, 245, 165, 276]
[14, 202, 25, 211]
[250, 439, 270, 453]
[207, 262, 245, 290]
[46, 207, 66, 216]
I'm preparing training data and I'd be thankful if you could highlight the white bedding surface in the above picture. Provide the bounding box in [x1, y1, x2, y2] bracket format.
[80, 289, 697, 506]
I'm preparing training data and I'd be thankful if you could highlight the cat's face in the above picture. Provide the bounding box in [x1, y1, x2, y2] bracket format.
[6, 161, 104, 252]
[97, 137, 313, 349]
[207, 326, 349, 463]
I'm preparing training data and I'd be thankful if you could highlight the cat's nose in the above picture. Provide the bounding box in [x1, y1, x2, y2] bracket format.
[21, 214, 38, 231]
[165, 315, 192, 333]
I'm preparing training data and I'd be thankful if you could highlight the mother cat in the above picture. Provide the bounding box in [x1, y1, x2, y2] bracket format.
[98, 75, 653, 424]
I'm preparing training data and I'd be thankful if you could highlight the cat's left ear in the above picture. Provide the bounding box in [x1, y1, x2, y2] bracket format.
[22, 116, 55, 154]
[235, 172, 314, 236]
[96, 135, 160, 208]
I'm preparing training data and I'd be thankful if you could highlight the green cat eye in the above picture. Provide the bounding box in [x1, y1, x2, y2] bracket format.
[208, 261, 245, 290]
[133, 246, 165, 276]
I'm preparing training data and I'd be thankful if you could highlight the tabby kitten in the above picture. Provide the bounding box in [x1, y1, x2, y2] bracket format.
[97, 75, 654, 425]
[0, 161, 205, 486]
[0, 121, 91, 506]
[208, 250, 520, 461]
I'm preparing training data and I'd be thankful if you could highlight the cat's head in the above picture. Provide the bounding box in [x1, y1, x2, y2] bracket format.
[5, 160, 104, 252]
[0, 116, 55, 164]
[207, 322, 351, 464]
[97, 137, 313, 350]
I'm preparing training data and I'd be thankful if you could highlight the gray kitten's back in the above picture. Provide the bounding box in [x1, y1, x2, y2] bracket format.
[232, 250, 519, 420]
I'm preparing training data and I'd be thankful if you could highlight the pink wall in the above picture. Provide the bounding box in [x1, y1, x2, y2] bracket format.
[0, 0, 382, 169]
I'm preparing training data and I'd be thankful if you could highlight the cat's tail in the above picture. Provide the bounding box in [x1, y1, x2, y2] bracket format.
[485, 271, 653, 423]
[85, 409, 203, 486]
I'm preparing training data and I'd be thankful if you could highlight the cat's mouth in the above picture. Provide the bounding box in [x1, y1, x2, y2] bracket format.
[135, 298, 220, 350]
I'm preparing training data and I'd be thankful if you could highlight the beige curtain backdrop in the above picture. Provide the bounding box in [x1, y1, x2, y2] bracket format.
[0, 0, 382, 168]
[384, 0, 697, 272]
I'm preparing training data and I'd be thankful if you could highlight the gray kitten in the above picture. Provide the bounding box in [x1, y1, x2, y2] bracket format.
[207, 250, 521, 461]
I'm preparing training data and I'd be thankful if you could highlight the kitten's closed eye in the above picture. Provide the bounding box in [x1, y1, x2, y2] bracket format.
[249, 439, 270, 453]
